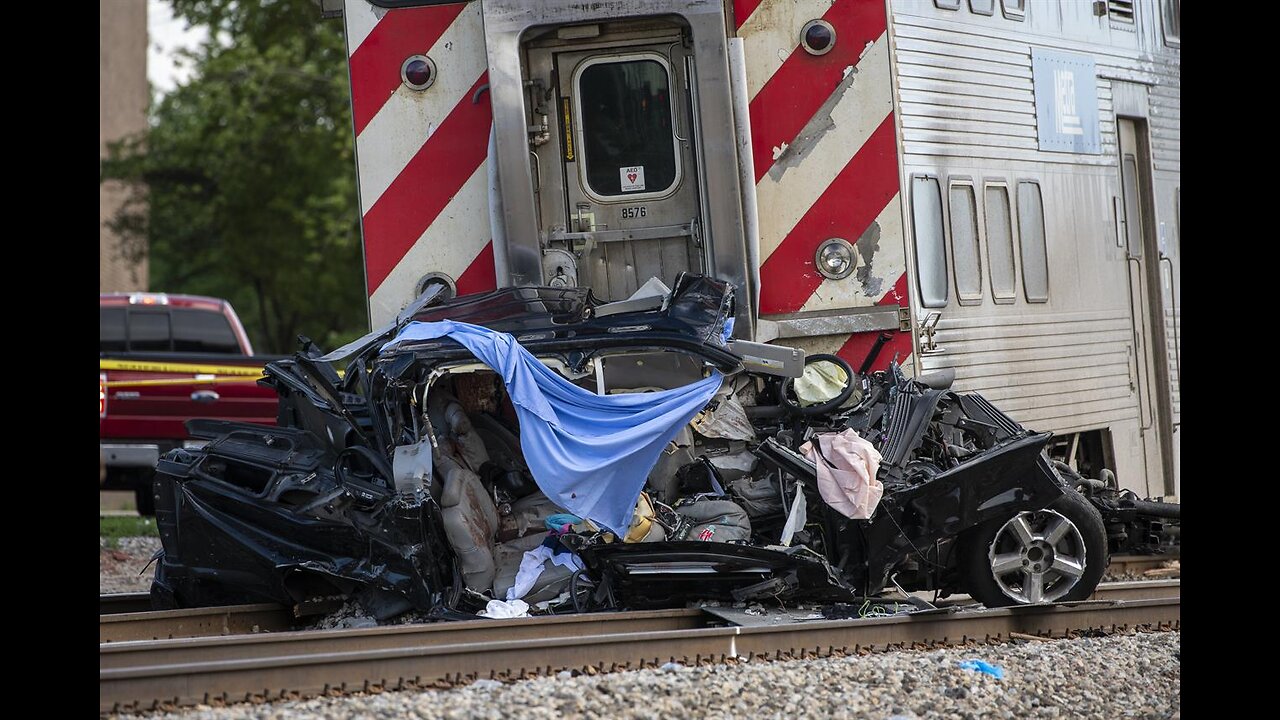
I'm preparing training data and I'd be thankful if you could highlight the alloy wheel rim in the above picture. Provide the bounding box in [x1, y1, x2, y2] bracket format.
[987, 508, 1087, 604]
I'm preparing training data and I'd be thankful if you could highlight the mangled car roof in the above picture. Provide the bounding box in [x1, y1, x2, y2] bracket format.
[381, 274, 740, 366]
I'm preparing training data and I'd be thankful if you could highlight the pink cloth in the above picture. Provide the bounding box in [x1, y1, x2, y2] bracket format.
[800, 429, 884, 520]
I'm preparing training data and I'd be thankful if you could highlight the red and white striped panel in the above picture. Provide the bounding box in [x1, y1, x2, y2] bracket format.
[736, 0, 913, 369]
[345, 0, 912, 368]
[343, 0, 497, 326]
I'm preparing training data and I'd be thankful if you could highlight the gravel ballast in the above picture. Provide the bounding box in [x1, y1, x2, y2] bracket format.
[1102, 558, 1180, 584]
[109, 629, 1179, 720]
[101, 536, 162, 594]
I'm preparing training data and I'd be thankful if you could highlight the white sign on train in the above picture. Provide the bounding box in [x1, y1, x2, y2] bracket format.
[620, 165, 646, 192]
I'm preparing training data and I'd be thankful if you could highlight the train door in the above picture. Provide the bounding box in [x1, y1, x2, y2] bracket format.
[1117, 117, 1176, 497]
[525, 21, 705, 300]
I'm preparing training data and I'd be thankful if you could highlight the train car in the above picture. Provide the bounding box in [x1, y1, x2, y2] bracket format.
[323, 0, 1179, 499]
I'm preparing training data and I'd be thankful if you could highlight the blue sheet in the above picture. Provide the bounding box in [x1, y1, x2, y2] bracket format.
[382, 320, 723, 534]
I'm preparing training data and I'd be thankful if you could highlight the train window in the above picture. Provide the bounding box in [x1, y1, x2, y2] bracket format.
[912, 176, 948, 309]
[948, 181, 983, 304]
[969, 0, 995, 16]
[575, 55, 680, 199]
[1162, 0, 1180, 45]
[984, 184, 1017, 303]
[1001, 0, 1026, 21]
[934, 0, 961, 9]
[1016, 181, 1049, 303]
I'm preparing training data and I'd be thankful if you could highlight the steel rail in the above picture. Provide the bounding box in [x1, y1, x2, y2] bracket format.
[101, 603, 300, 643]
[99, 579, 1180, 642]
[101, 593, 155, 615]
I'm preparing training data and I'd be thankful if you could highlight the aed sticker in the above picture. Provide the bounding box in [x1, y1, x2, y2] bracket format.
[620, 165, 646, 192]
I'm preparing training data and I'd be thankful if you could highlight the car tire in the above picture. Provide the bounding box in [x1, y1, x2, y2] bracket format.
[959, 488, 1108, 607]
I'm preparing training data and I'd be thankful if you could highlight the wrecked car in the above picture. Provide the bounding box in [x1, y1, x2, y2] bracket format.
[150, 275, 1141, 619]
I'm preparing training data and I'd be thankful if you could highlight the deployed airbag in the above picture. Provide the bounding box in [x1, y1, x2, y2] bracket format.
[801, 428, 884, 520]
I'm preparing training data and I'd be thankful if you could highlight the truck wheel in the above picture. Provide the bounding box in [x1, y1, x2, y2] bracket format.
[960, 489, 1107, 607]
[134, 480, 156, 516]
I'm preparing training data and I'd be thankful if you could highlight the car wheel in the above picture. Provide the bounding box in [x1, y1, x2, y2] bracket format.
[960, 489, 1107, 607]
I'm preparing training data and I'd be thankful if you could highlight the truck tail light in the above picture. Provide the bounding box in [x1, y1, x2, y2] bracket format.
[100, 372, 107, 419]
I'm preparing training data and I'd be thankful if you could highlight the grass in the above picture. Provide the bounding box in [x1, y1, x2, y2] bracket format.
[100, 515, 159, 549]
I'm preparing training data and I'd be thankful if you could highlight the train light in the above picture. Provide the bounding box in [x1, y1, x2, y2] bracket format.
[401, 55, 437, 91]
[800, 20, 836, 56]
[815, 237, 857, 280]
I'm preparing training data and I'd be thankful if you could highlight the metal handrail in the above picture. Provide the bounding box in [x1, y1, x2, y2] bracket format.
[1125, 255, 1154, 432]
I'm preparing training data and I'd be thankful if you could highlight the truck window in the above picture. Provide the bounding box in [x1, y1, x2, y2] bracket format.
[130, 311, 172, 352]
[172, 308, 240, 353]
[102, 305, 243, 353]
[576, 56, 679, 198]
[100, 307, 127, 352]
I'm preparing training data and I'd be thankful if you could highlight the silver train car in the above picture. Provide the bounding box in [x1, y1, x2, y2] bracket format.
[889, 0, 1180, 501]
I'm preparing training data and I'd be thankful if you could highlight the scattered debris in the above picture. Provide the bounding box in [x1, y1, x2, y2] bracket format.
[957, 659, 1005, 679]
[468, 679, 504, 691]
[478, 599, 530, 619]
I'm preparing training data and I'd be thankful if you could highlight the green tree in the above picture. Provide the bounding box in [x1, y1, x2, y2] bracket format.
[101, 0, 366, 354]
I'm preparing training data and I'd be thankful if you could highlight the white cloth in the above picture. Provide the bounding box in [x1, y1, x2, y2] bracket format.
[479, 598, 530, 618]
[800, 429, 884, 520]
[505, 542, 585, 601]
[779, 481, 808, 547]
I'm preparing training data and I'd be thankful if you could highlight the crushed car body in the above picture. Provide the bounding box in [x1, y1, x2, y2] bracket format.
[150, 275, 1174, 619]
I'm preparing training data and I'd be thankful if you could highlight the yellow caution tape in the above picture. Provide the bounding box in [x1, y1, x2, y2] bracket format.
[104, 376, 265, 389]
[101, 357, 343, 389]
[99, 358, 266, 376]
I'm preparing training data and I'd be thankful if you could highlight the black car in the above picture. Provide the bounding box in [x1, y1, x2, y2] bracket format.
[149, 275, 1124, 620]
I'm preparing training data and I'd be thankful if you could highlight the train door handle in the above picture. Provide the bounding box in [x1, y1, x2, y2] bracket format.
[575, 203, 595, 233]
[191, 390, 221, 403]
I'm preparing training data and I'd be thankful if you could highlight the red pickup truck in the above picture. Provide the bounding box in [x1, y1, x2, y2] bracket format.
[99, 293, 280, 514]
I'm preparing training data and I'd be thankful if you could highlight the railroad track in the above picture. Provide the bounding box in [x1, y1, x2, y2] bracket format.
[99, 579, 1180, 643]
[100, 581, 1179, 713]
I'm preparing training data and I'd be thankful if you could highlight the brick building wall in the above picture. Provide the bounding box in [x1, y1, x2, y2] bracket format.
[100, 0, 148, 292]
